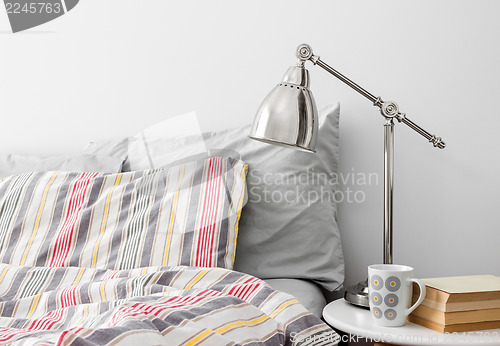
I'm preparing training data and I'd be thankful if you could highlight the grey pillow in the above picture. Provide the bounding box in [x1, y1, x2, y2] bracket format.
[83, 104, 344, 291]
[202, 104, 344, 291]
[0, 154, 123, 179]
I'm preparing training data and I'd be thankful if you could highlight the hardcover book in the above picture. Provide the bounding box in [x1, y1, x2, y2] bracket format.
[412, 275, 500, 312]
[409, 275, 500, 333]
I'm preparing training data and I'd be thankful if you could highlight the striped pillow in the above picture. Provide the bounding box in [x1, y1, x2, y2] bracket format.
[0, 157, 247, 270]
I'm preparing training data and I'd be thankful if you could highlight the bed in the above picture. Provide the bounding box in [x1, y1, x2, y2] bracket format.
[0, 104, 344, 345]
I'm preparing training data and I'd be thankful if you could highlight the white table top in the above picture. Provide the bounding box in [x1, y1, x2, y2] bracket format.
[323, 299, 500, 345]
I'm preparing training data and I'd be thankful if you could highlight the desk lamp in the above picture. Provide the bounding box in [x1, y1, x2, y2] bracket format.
[249, 44, 445, 307]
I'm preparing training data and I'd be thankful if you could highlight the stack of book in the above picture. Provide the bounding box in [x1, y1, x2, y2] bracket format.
[409, 275, 500, 333]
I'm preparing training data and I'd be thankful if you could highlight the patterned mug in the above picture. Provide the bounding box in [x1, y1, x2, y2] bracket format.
[368, 264, 426, 327]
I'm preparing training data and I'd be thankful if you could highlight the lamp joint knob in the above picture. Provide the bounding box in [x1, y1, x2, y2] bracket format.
[373, 97, 384, 108]
[430, 135, 446, 149]
[380, 101, 400, 120]
[297, 44, 314, 61]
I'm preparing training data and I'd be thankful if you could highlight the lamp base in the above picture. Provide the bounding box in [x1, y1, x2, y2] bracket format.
[344, 279, 370, 308]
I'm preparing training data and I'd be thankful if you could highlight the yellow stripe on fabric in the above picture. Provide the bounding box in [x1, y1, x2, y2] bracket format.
[91, 174, 122, 268]
[270, 299, 299, 318]
[215, 314, 268, 334]
[162, 165, 184, 266]
[185, 270, 208, 289]
[182, 314, 269, 345]
[0, 265, 11, 283]
[26, 294, 42, 319]
[0, 265, 11, 296]
[75, 305, 88, 326]
[21, 172, 59, 266]
[231, 164, 248, 265]
[183, 330, 213, 346]
[73, 268, 85, 285]
[100, 282, 107, 302]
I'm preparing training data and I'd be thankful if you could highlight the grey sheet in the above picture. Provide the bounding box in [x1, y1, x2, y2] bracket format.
[265, 278, 326, 318]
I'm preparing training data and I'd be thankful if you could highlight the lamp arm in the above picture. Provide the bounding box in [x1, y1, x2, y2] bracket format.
[297, 44, 446, 149]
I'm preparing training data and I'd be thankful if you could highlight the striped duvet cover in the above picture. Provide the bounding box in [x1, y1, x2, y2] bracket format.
[0, 158, 338, 345]
[0, 264, 337, 345]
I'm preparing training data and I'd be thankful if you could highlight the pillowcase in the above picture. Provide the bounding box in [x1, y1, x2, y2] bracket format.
[203, 104, 344, 291]
[85, 139, 240, 172]
[0, 154, 123, 178]
[0, 157, 247, 270]
[83, 104, 344, 291]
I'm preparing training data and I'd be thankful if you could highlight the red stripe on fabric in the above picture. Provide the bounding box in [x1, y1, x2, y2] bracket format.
[241, 277, 266, 300]
[49, 173, 98, 267]
[237, 283, 253, 300]
[146, 295, 201, 314]
[200, 160, 213, 267]
[204, 158, 221, 267]
[195, 162, 209, 266]
[197, 289, 225, 298]
[109, 295, 209, 326]
[40, 310, 63, 330]
[207, 158, 223, 267]
[59, 286, 78, 308]
[238, 278, 265, 301]
[228, 277, 254, 297]
[102, 270, 120, 280]
[136, 295, 208, 318]
[240, 283, 261, 301]
[56, 327, 84, 346]
[196, 159, 214, 267]
[203, 159, 216, 267]
[0, 329, 29, 341]
[56, 172, 97, 266]
[29, 308, 64, 331]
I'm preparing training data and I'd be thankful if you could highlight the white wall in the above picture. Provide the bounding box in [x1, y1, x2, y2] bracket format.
[1, 0, 499, 289]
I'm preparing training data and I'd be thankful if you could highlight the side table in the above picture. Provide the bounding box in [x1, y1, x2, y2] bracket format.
[323, 299, 500, 346]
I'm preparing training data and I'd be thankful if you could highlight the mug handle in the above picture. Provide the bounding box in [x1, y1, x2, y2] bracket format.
[405, 278, 426, 316]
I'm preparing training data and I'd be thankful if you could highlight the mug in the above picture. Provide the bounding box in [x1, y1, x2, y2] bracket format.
[368, 264, 426, 327]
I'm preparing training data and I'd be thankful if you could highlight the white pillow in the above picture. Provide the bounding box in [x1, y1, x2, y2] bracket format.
[0, 154, 123, 179]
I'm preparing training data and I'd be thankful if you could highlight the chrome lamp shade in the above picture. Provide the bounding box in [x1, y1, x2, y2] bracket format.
[249, 64, 318, 153]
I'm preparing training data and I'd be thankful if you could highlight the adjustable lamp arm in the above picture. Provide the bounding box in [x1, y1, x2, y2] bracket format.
[296, 44, 446, 149]
[292, 44, 446, 306]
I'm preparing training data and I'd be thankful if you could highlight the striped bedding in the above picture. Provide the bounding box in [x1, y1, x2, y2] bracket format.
[0, 157, 338, 345]
[0, 157, 246, 270]
[0, 264, 337, 345]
